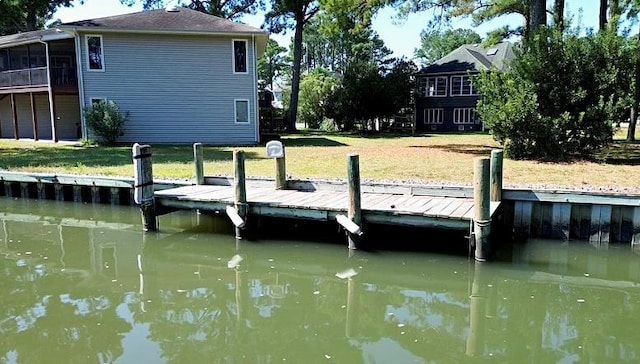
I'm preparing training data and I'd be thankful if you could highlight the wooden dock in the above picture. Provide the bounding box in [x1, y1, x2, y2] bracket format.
[154, 184, 502, 230]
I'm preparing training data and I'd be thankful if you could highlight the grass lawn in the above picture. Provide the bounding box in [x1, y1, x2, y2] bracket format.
[1, 129, 639, 190]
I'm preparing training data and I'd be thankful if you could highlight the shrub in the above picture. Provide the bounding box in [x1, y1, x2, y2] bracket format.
[83, 100, 128, 145]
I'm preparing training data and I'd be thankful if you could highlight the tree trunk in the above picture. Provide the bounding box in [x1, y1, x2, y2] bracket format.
[599, 0, 608, 30]
[553, 0, 565, 31]
[628, 22, 640, 141]
[529, 0, 547, 32]
[287, 16, 304, 133]
[25, 7, 38, 31]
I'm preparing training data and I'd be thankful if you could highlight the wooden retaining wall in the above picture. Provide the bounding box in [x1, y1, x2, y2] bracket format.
[1, 171, 639, 246]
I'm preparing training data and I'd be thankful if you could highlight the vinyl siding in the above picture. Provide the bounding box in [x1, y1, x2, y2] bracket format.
[78, 32, 258, 145]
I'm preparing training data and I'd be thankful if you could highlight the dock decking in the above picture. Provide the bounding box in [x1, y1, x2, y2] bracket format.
[154, 184, 501, 230]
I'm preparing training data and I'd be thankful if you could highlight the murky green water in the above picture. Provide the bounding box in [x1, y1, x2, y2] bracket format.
[2, 197, 640, 363]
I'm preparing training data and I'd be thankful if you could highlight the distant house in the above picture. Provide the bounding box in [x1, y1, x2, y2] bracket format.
[414, 42, 514, 132]
[0, 7, 268, 144]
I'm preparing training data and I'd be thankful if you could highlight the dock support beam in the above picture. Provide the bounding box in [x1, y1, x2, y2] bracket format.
[490, 150, 503, 202]
[474, 157, 491, 261]
[193, 143, 204, 185]
[275, 145, 286, 190]
[133, 143, 157, 232]
[347, 153, 363, 250]
[233, 150, 247, 239]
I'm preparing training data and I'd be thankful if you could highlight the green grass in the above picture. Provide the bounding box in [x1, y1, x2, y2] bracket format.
[1, 129, 640, 190]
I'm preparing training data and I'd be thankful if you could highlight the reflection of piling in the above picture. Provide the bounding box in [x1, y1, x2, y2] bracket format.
[133, 144, 157, 232]
[466, 262, 489, 357]
[235, 267, 243, 323]
[346, 277, 355, 338]
[473, 157, 491, 261]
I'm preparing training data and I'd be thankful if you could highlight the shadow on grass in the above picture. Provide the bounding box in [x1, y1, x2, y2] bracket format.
[596, 140, 640, 165]
[281, 137, 348, 147]
[409, 143, 496, 156]
[0, 145, 259, 169]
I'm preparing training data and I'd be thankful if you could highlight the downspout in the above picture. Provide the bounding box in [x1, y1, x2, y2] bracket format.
[72, 30, 87, 139]
[39, 40, 56, 142]
[252, 35, 259, 144]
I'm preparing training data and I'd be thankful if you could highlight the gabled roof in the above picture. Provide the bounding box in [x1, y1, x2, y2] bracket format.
[59, 8, 266, 36]
[419, 42, 515, 74]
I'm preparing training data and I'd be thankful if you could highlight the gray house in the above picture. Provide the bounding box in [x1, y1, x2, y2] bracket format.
[415, 42, 514, 132]
[0, 7, 268, 144]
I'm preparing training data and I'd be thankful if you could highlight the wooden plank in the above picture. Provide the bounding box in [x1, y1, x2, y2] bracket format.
[10, 93, 18, 139]
[551, 202, 571, 240]
[450, 201, 474, 219]
[362, 194, 400, 210]
[365, 211, 470, 230]
[589, 205, 612, 246]
[377, 195, 416, 212]
[504, 189, 640, 207]
[436, 198, 465, 218]
[414, 197, 445, 214]
[513, 201, 533, 236]
[632, 207, 640, 247]
[30, 92, 38, 141]
[423, 198, 455, 217]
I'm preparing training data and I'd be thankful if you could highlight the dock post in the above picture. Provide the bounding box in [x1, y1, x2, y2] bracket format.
[347, 153, 363, 250]
[133, 143, 157, 232]
[275, 145, 286, 190]
[233, 150, 247, 239]
[193, 143, 204, 185]
[490, 150, 503, 202]
[473, 157, 491, 261]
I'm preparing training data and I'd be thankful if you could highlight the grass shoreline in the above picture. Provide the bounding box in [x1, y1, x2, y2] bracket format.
[1, 131, 639, 194]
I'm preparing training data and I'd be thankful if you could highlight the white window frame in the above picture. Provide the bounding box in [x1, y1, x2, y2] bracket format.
[453, 108, 477, 124]
[424, 76, 447, 97]
[232, 39, 248, 74]
[234, 99, 250, 124]
[450, 75, 476, 96]
[86, 35, 105, 72]
[424, 108, 443, 124]
[89, 97, 107, 106]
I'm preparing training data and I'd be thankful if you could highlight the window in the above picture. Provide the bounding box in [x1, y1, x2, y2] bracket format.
[426, 76, 447, 96]
[424, 108, 443, 124]
[451, 75, 476, 96]
[86, 35, 104, 71]
[90, 97, 106, 106]
[453, 108, 478, 124]
[233, 40, 248, 74]
[235, 99, 249, 123]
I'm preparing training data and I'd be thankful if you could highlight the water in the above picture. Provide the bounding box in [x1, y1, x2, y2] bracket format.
[1, 197, 640, 363]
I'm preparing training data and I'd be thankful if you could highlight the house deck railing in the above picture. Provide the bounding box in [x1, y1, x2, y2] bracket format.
[0, 66, 77, 90]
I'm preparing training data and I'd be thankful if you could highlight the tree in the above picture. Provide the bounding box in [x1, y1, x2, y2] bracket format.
[119, 0, 264, 21]
[414, 28, 481, 66]
[298, 68, 339, 128]
[265, 0, 320, 132]
[476, 28, 631, 160]
[0, 0, 75, 35]
[257, 39, 289, 90]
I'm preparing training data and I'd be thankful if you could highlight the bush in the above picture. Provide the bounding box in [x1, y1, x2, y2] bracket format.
[83, 100, 128, 145]
[476, 28, 628, 160]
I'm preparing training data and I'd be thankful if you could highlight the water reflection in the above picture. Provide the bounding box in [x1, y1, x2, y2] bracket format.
[1, 197, 640, 363]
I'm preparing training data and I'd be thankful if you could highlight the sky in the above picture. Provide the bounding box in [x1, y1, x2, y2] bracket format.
[53, 0, 600, 62]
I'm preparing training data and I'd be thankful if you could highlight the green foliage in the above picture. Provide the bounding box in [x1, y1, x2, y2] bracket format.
[415, 28, 481, 66]
[477, 28, 631, 160]
[325, 58, 416, 131]
[258, 39, 289, 90]
[298, 68, 340, 129]
[83, 101, 128, 146]
[0, 0, 74, 34]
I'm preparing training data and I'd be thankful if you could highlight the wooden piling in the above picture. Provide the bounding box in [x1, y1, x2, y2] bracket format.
[233, 150, 247, 239]
[473, 157, 491, 261]
[72, 185, 82, 202]
[490, 150, 503, 202]
[347, 153, 363, 250]
[133, 143, 157, 232]
[275, 145, 286, 190]
[54, 183, 63, 201]
[551, 202, 571, 240]
[110, 187, 120, 205]
[193, 143, 204, 185]
[37, 182, 46, 199]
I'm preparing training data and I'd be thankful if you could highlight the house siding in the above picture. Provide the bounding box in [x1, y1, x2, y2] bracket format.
[78, 32, 258, 145]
